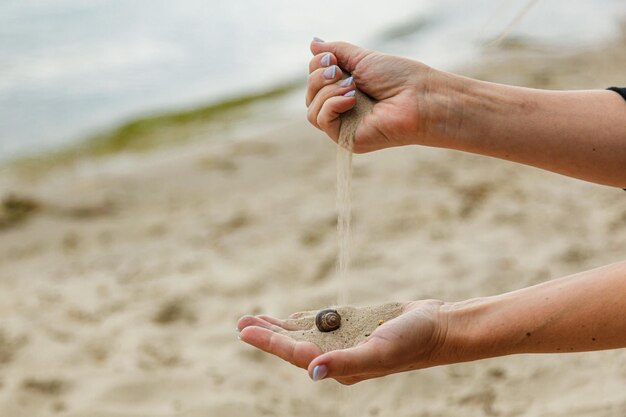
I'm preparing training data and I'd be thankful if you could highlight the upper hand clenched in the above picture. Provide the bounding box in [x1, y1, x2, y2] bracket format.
[305, 39, 433, 153]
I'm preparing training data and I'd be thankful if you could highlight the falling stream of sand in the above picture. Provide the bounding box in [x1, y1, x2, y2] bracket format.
[336, 89, 374, 305]
[336, 128, 353, 305]
[336, 88, 376, 415]
[286, 90, 401, 416]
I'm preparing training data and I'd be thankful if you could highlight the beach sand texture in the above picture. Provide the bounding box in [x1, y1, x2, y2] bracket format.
[0, 36, 625, 416]
[286, 303, 403, 353]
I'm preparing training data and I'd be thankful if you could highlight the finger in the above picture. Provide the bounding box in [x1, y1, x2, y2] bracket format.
[312, 93, 356, 139]
[288, 310, 317, 319]
[310, 40, 372, 74]
[306, 64, 343, 107]
[257, 315, 307, 331]
[307, 77, 356, 130]
[237, 315, 282, 332]
[335, 369, 397, 385]
[334, 376, 356, 385]
[309, 52, 337, 73]
[335, 375, 369, 385]
[286, 311, 317, 329]
[307, 336, 388, 380]
[240, 326, 322, 369]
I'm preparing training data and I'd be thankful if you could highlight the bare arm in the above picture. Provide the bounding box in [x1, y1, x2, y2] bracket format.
[307, 41, 626, 187]
[441, 261, 626, 363]
[426, 77, 626, 187]
[238, 262, 626, 384]
[238, 42, 626, 384]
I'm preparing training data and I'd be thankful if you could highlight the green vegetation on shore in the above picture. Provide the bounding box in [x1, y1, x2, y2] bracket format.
[85, 80, 301, 154]
[14, 79, 302, 168]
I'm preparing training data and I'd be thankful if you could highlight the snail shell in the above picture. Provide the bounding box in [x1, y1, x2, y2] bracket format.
[315, 309, 341, 332]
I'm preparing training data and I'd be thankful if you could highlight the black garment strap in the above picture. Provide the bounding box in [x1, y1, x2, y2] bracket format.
[606, 88, 626, 191]
[607, 86, 626, 101]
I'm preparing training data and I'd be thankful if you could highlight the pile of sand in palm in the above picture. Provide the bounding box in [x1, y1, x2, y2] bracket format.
[283, 302, 403, 353]
[284, 87, 388, 354]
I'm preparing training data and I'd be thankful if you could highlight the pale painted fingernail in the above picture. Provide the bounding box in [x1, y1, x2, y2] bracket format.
[313, 37, 325, 43]
[320, 53, 331, 67]
[312, 365, 328, 381]
[343, 90, 356, 97]
[339, 76, 353, 88]
[323, 65, 337, 79]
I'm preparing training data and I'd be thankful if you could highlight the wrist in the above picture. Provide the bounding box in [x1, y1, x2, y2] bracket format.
[417, 70, 524, 153]
[437, 296, 522, 365]
[415, 69, 481, 149]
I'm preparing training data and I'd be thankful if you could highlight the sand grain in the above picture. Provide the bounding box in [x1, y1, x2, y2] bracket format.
[286, 303, 403, 352]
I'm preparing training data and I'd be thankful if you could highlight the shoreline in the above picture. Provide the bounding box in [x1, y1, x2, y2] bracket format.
[2, 79, 303, 170]
[5, 22, 625, 172]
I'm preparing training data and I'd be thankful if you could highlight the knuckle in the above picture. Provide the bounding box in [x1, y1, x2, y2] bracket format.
[334, 41, 350, 51]
[316, 111, 329, 130]
[308, 68, 324, 85]
[267, 333, 280, 352]
[338, 353, 353, 376]
[336, 374, 358, 385]
[313, 66, 325, 79]
[307, 107, 318, 127]
[306, 68, 327, 95]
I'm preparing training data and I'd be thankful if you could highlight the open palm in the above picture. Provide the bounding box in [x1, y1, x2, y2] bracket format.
[238, 300, 447, 385]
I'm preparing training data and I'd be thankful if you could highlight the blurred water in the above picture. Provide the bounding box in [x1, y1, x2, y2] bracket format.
[0, 0, 623, 161]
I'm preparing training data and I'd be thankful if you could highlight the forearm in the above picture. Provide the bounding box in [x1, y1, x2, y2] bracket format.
[441, 261, 626, 363]
[424, 71, 626, 187]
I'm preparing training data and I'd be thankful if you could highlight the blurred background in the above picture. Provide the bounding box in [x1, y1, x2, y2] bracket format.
[1, 0, 624, 161]
[0, 1, 625, 416]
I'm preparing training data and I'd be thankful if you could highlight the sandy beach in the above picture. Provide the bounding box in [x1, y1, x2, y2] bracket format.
[1, 32, 625, 416]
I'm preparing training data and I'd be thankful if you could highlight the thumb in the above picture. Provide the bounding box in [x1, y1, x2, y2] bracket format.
[310, 40, 372, 74]
[307, 338, 385, 381]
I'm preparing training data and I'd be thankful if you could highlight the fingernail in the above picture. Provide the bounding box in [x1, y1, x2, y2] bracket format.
[313, 37, 325, 43]
[343, 90, 356, 97]
[312, 365, 328, 381]
[339, 76, 353, 88]
[320, 53, 331, 67]
[323, 65, 336, 80]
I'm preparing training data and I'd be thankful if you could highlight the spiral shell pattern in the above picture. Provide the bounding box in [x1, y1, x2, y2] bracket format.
[315, 309, 341, 332]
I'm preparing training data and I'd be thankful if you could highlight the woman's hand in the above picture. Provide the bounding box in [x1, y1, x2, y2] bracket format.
[307, 40, 626, 186]
[238, 263, 626, 384]
[307, 40, 443, 153]
[237, 300, 449, 385]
